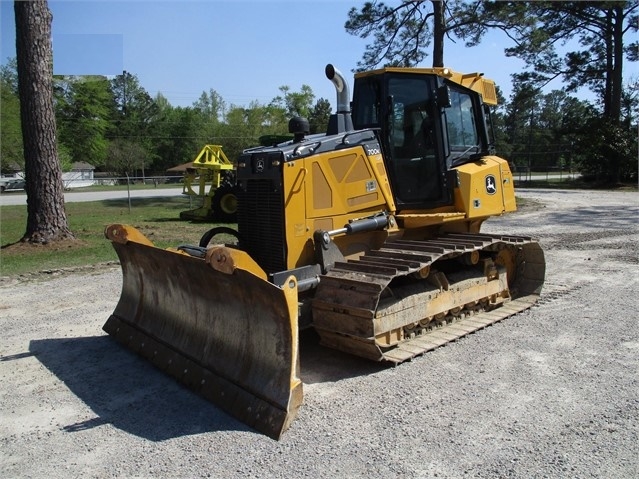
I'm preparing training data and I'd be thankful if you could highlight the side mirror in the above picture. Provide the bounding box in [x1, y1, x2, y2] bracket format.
[436, 86, 451, 108]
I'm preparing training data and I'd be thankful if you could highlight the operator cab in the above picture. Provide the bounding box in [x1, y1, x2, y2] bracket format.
[351, 68, 493, 212]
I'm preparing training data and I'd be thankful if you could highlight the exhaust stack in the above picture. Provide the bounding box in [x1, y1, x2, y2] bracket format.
[325, 64, 354, 134]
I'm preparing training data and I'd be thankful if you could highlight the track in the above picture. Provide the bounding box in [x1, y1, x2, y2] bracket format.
[312, 233, 546, 362]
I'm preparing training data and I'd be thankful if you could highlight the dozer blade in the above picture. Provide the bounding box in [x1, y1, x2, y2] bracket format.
[103, 224, 302, 440]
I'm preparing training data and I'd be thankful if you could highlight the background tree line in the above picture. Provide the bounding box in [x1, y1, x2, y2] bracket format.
[4, 0, 637, 182]
[346, 0, 638, 182]
[1, 62, 332, 179]
[7, 0, 637, 244]
[4, 1, 638, 184]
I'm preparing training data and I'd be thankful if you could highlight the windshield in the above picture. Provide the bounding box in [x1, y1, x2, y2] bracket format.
[445, 88, 479, 151]
[385, 76, 441, 203]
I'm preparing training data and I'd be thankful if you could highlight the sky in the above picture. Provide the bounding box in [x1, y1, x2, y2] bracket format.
[0, 0, 609, 111]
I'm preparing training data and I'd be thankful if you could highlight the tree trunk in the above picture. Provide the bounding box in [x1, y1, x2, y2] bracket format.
[431, 0, 445, 67]
[609, 4, 624, 124]
[15, 0, 74, 243]
[603, 9, 613, 119]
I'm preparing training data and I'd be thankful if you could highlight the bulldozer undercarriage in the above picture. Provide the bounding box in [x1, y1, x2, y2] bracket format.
[312, 233, 545, 363]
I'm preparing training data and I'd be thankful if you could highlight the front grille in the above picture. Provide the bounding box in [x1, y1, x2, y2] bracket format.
[238, 179, 286, 274]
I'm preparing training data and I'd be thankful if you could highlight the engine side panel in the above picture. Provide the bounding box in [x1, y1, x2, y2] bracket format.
[453, 156, 516, 219]
[282, 144, 395, 269]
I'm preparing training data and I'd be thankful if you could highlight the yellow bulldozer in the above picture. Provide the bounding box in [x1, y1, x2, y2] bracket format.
[103, 64, 545, 439]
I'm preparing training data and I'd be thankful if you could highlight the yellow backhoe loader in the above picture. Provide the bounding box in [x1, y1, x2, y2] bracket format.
[103, 64, 545, 439]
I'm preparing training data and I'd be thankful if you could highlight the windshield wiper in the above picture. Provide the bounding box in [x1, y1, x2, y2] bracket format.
[450, 145, 481, 165]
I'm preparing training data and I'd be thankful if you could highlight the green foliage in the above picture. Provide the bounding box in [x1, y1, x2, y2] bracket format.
[345, 1, 506, 69]
[193, 88, 226, 124]
[0, 65, 23, 172]
[150, 105, 203, 172]
[345, 1, 434, 69]
[109, 71, 158, 160]
[573, 117, 638, 183]
[219, 101, 286, 160]
[620, 79, 639, 127]
[0, 57, 19, 92]
[190, 88, 227, 150]
[501, 84, 599, 174]
[497, 1, 638, 122]
[106, 139, 149, 177]
[270, 84, 315, 118]
[55, 75, 113, 168]
[453, 1, 535, 48]
[57, 141, 73, 172]
[308, 98, 332, 134]
[342, 0, 637, 184]
[489, 86, 511, 158]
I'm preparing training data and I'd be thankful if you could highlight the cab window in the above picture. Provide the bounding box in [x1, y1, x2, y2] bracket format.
[446, 90, 478, 148]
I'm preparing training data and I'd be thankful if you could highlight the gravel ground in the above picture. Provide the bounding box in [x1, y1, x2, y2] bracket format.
[1, 188, 637, 479]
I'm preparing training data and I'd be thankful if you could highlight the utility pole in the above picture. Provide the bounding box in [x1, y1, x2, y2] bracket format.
[122, 70, 127, 114]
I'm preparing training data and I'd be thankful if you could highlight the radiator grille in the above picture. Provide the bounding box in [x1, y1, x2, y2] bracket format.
[238, 179, 286, 274]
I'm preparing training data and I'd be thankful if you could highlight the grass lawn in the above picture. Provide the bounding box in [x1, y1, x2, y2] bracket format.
[0, 196, 231, 277]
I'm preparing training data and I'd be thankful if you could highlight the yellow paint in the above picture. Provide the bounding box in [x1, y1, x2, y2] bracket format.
[356, 67, 498, 105]
[282, 145, 395, 269]
[393, 156, 516, 231]
[205, 246, 268, 280]
[182, 144, 234, 197]
[454, 156, 516, 219]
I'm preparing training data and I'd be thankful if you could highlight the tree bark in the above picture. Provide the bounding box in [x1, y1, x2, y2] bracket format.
[15, 0, 74, 243]
[603, 8, 613, 119]
[431, 0, 445, 67]
[610, 4, 624, 124]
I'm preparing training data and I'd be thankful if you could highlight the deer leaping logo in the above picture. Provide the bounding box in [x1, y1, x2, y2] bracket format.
[485, 175, 497, 195]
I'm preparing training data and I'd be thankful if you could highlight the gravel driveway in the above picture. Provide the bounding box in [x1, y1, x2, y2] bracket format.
[1, 188, 637, 478]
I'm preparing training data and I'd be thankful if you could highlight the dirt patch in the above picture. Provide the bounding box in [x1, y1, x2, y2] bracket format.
[0, 261, 120, 286]
[1, 237, 88, 253]
[515, 196, 546, 212]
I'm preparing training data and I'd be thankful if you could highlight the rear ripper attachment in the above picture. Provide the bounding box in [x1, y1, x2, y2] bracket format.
[102, 224, 302, 440]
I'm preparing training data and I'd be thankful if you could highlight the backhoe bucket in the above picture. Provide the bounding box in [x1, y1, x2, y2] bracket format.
[103, 224, 302, 440]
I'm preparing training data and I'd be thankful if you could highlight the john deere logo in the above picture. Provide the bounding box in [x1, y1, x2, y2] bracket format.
[485, 175, 497, 195]
[255, 159, 265, 173]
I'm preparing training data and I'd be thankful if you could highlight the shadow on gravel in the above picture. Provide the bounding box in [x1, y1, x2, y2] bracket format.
[27, 331, 387, 440]
[299, 329, 390, 385]
[28, 336, 252, 441]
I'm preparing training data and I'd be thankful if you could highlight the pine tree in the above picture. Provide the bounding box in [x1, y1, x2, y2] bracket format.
[15, 0, 74, 243]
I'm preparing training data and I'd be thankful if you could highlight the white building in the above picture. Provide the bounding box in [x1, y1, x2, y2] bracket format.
[61, 162, 96, 189]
